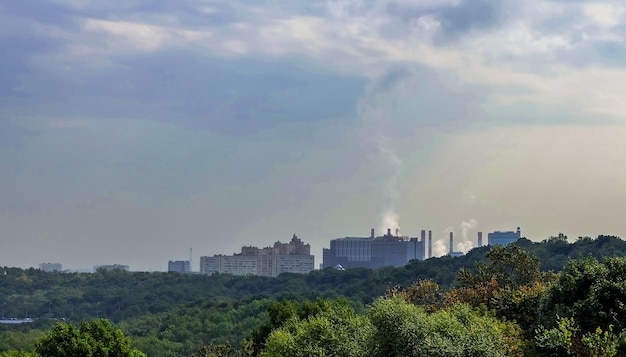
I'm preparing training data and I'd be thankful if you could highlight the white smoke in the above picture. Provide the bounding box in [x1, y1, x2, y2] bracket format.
[377, 136, 402, 235]
[456, 219, 477, 253]
[380, 211, 399, 234]
[432, 239, 448, 257]
[456, 240, 473, 253]
[460, 219, 477, 240]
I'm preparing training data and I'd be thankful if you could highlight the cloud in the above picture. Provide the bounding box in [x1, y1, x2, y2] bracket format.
[3, 0, 626, 270]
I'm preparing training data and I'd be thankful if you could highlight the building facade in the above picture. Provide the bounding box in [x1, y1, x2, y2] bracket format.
[322, 229, 425, 269]
[488, 227, 521, 246]
[94, 264, 129, 272]
[200, 234, 314, 277]
[168, 260, 191, 273]
[39, 263, 62, 272]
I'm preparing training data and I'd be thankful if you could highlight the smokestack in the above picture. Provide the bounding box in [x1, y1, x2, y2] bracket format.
[420, 230, 426, 242]
[371, 228, 375, 239]
[449, 232, 453, 254]
[478, 232, 483, 247]
[387, 228, 392, 237]
[428, 230, 432, 258]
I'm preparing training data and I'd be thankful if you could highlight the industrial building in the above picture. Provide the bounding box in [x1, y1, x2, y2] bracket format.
[39, 263, 62, 272]
[93, 264, 129, 272]
[488, 227, 521, 246]
[200, 234, 314, 277]
[321, 228, 425, 269]
[168, 260, 191, 274]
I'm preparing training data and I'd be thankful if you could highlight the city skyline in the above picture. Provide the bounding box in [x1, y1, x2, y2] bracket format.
[2, 1, 626, 271]
[29, 226, 548, 272]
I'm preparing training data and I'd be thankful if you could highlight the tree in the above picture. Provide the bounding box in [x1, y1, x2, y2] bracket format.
[386, 279, 441, 312]
[537, 256, 626, 356]
[457, 245, 542, 289]
[367, 297, 524, 357]
[260, 299, 371, 357]
[35, 319, 146, 357]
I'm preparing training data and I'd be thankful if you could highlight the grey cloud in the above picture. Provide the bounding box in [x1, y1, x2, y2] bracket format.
[386, 0, 509, 42]
[2, 51, 366, 135]
[434, 0, 504, 39]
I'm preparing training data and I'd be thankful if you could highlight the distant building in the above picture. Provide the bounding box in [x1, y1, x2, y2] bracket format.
[168, 260, 191, 274]
[321, 228, 425, 269]
[39, 263, 62, 272]
[94, 264, 129, 272]
[200, 234, 314, 277]
[488, 227, 521, 246]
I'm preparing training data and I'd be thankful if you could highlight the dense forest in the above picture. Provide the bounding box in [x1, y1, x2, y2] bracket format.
[2, 234, 626, 356]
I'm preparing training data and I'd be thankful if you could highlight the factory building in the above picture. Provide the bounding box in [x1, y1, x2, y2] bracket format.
[94, 264, 129, 272]
[488, 227, 521, 246]
[200, 234, 314, 277]
[321, 228, 425, 269]
[168, 260, 191, 274]
[39, 263, 62, 272]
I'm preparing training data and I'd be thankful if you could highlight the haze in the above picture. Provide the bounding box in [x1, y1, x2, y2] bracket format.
[2, 0, 626, 271]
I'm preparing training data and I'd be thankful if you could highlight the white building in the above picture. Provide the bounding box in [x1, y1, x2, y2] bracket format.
[200, 234, 314, 277]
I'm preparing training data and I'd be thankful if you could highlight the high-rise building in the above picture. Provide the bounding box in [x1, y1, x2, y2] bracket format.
[94, 264, 129, 272]
[322, 228, 425, 269]
[488, 227, 521, 246]
[39, 263, 62, 272]
[168, 260, 191, 273]
[200, 234, 314, 277]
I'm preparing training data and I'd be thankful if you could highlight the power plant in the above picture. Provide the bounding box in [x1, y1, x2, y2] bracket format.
[322, 225, 521, 269]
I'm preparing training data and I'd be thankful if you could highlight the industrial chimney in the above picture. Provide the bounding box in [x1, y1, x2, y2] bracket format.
[420, 230, 426, 242]
[449, 232, 454, 254]
[478, 232, 483, 247]
[371, 228, 375, 239]
[387, 228, 392, 237]
[428, 230, 432, 258]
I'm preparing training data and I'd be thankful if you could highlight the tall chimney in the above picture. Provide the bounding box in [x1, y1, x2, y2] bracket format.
[387, 228, 392, 237]
[478, 232, 483, 247]
[420, 230, 426, 242]
[428, 230, 432, 258]
[371, 228, 375, 239]
[449, 232, 454, 254]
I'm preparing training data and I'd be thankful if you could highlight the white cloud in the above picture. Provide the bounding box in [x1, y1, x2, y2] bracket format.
[583, 3, 623, 28]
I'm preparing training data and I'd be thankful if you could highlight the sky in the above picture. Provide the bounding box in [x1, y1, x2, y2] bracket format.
[2, 0, 626, 272]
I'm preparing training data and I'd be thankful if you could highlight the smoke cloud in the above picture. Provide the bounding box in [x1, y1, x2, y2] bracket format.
[455, 218, 477, 253]
[432, 236, 449, 257]
[376, 137, 403, 234]
[456, 240, 473, 253]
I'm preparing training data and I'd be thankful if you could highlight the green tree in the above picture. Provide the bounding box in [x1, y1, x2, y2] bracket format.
[457, 245, 542, 289]
[539, 256, 626, 333]
[261, 300, 371, 357]
[35, 319, 146, 357]
[367, 297, 524, 357]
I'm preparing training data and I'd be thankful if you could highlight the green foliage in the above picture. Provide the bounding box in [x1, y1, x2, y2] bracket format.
[0, 351, 35, 357]
[535, 318, 622, 357]
[251, 298, 363, 356]
[539, 256, 626, 334]
[458, 245, 542, 289]
[535, 317, 577, 356]
[367, 297, 523, 357]
[35, 319, 146, 357]
[2, 235, 626, 356]
[191, 342, 249, 357]
[261, 301, 372, 357]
